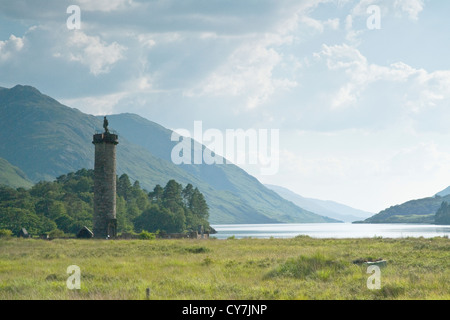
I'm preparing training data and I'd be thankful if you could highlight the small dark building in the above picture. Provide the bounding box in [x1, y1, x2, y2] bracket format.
[18, 228, 30, 238]
[77, 226, 94, 239]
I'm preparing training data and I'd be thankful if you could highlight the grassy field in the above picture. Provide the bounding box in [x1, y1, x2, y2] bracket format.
[0, 236, 448, 300]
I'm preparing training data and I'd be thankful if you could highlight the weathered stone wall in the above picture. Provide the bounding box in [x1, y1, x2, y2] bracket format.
[93, 133, 118, 238]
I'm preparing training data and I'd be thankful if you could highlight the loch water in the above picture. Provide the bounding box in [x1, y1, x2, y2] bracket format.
[211, 223, 450, 239]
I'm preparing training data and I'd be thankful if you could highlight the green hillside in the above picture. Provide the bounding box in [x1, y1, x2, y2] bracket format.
[359, 194, 450, 224]
[0, 157, 33, 189]
[0, 85, 336, 224]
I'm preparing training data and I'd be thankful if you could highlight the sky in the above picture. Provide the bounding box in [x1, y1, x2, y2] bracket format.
[1, 0, 450, 213]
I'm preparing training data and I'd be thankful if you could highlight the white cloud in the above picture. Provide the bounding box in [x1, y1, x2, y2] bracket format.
[299, 16, 340, 33]
[186, 33, 297, 109]
[300, 16, 326, 32]
[316, 44, 450, 121]
[176, 0, 332, 109]
[60, 91, 128, 116]
[393, 0, 424, 20]
[345, 0, 425, 45]
[351, 0, 381, 17]
[74, 0, 135, 12]
[0, 34, 24, 62]
[344, 14, 364, 44]
[351, 0, 424, 20]
[58, 31, 127, 76]
[331, 84, 357, 109]
[325, 18, 340, 30]
[137, 34, 156, 49]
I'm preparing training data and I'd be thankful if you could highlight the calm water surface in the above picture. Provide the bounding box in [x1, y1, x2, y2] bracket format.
[211, 223, 450, 239]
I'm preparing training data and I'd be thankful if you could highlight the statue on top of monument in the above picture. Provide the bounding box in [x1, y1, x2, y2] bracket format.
[103, 116, 109, 133]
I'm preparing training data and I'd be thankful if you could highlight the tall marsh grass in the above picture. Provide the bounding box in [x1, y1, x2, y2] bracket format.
[0, 236, 448, 300]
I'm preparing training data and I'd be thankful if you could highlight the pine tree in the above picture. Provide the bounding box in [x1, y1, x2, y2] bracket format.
[162, 180, 184, 212]
[149, 184, 164, 203]
[117, 174, 132, 200]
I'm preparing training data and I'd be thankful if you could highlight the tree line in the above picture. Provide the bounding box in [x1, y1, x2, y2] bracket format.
[0, 169, 212, 237]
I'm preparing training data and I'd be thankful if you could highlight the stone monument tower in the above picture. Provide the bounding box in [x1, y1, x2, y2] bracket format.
[92, 116, 118, 239]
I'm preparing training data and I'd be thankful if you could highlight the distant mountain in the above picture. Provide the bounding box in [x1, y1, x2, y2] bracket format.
[0, 84, 337, 224]
[359, 194, 450, 224]
[0, 157, 33, 189]
[435, 186, 450, 197]
[265, 184, 373, 222]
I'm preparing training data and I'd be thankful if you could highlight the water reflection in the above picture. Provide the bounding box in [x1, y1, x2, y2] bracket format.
[211, 223, 450, 239]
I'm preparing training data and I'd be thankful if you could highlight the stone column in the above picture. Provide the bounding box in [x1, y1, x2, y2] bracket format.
[92, 132, 118, 239]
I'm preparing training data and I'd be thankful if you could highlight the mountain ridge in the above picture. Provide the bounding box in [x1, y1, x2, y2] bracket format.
[265, 184, 372, 222]
[0, 84, 337, 224]
[436, 186, 450, 197]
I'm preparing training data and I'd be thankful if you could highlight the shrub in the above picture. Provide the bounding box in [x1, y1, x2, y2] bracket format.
[139, 230, 156, 240]
[0, 229, 13, 238]
[48, 229, 65, 239]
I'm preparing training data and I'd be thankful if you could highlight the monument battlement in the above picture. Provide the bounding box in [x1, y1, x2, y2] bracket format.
[92, 132, 119, 144]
